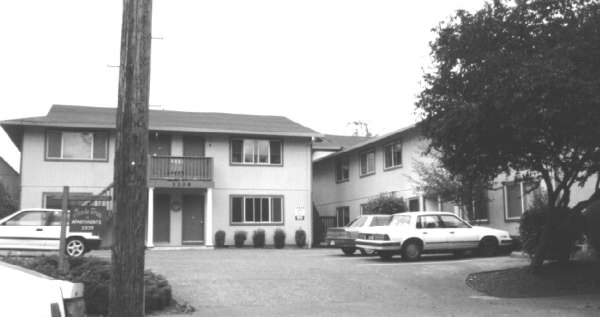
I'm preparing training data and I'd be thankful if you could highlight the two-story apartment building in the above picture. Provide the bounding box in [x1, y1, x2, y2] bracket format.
[312, 124, 577, 237]
[1, 105, 319, 247]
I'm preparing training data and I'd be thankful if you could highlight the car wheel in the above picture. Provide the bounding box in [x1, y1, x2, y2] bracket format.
[401, 241, 422, 261]
[379, 251, 393, 260]
[360, 248, 376, 256]
[479, 237, 498, 257]
[66, 238, 86, 257]
[341, 247, 356, 255]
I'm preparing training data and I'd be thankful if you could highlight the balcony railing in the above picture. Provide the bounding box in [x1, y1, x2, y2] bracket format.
[149, 156, 213, 181]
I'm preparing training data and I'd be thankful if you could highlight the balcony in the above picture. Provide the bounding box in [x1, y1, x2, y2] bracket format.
[148, 156, 213, 187]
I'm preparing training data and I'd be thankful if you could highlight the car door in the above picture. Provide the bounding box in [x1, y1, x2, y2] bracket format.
[0, 210, 51, 250]
[439, 214, 479, 250]
[416, 215, 450, 251]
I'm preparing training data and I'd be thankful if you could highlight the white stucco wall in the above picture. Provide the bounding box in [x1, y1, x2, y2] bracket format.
[20, 127, 115, 209]
[312, 128, 435, 221]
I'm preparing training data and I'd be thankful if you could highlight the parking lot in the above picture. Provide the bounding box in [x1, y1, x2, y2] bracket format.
[90, 248, 600, 317]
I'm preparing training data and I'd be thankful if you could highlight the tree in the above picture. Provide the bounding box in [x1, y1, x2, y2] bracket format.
[412, 157, 490, 222]
[416, 0, 600, 272]
[348, 121, 373, 137]
[0, 182, 17, 218]
[363, 194, 407, 214]
[109, 0, 152, 316]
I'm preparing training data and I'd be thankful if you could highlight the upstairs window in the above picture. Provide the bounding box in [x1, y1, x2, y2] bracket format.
[46, 130, 108, 161]
[335, 158, 349, 183]
[383, 140, 402, 169]
[359, 150, 376, 176]
[231, 139, 282, 165]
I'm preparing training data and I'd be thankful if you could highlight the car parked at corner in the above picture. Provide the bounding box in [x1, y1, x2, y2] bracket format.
[0, 208, 101, 257]
[0, 260, 86, 317]
[355, 211, 513, 261]
[325, 214, 392, 255]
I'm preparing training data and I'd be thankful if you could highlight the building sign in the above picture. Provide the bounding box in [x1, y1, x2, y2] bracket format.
[70, 206, 105, 234]
[295, 207, 305, 221]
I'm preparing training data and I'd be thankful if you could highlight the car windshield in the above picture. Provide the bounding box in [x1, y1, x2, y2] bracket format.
[347, 216, 368, 228]
[389, 214, 411, 227]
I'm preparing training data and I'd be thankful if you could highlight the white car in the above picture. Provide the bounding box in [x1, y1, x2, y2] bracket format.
[355, 211, 513, 261]
[324, 214, 392, 255]
[0, 260, 85, 317]
[0, 208, 101, 257]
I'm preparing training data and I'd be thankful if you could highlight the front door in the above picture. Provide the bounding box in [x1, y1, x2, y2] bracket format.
[153, 194, 170, 243]
[182, 195, 204, 244]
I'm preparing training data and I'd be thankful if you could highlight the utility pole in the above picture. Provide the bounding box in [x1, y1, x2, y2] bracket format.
[109, 1, 152, 317]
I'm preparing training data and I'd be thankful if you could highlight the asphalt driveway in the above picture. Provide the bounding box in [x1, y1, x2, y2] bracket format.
[93, 248, 599, 317]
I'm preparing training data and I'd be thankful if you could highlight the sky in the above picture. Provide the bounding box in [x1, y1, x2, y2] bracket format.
[0, 0, 488, 171]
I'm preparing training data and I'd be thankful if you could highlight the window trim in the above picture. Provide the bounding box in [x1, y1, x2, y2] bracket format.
[44, 129, 109, 162]
[383, 139, 403, 171]
[229, 137, 284, 167]
[359, 149, 376, 177]
[229, 195, 285, 226]
[335, 157, 350, 183]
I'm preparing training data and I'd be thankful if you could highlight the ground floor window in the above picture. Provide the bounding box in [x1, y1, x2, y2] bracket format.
[504, 181, 540, 221]
[43, 192, 93, 209]
[336, 206, 350, 227]
[231, 195, 283, 224]
[408, 198, 420, 211]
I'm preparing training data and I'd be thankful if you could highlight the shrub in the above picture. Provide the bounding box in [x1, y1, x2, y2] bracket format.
[215, 230, 226, 248]
[363, 194, 407, 214]
[273, 229, 286, 249]
[252, 229, 266, 248]
[583, 201, 600, 252]
[2, 255, 172, 316]
[234, 230, 247, 248]
[295, 229, 307, 248]
[519, 192, 582, 261]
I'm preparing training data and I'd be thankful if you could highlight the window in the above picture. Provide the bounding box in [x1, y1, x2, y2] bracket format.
[43, 192, 93, 209]
[389, 215, 411, 227]
[359, 150, 376, 176]
[5, 210, 48, 226]
[408, 198, 420, 211]
[336, 206, 350, 227]
[230, 139, 282, 165]
[383, 140, 402, 169]
[439, 215, 470, 228]
[335, 158, 349, 183]
[46, 130, 108, 161]
[370, 215, 392, 226]
[417, 215, 442, 229]
[230, 196, 283, 224]
[471, 193, 489, 222]
[504, 181, 539, 221]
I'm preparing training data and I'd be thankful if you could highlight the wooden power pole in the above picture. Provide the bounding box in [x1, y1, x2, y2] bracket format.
[109, 1, 152, 317]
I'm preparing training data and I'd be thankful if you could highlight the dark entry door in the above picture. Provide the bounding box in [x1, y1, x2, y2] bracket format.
[182, 195, 205, 244]
[153, 194, 170, 243]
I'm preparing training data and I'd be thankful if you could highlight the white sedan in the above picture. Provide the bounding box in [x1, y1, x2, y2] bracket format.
[355, 211, 513, 261]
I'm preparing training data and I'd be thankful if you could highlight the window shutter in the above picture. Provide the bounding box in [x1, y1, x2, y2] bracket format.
[231, 140, 243, 163]
[272, 198, 282, 222]
[269, 141, 281, 164]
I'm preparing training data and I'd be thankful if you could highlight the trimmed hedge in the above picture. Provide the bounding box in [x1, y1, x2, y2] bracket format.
[295, 229, 307, 248]
[252, 229, 266, 248]
[234, 230, 247, 248]
[215, 230, 226, 248]
[273, 229, 286, 249]
[2, 255, 172, 316]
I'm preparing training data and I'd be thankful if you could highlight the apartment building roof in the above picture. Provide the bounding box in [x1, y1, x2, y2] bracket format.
[313, 124, 418, 162]
[312, 134, 373, 151]
[1, 105, 321, 149]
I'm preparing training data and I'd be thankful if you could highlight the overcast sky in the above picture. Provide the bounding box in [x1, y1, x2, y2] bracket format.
[0, 0, 487, 171]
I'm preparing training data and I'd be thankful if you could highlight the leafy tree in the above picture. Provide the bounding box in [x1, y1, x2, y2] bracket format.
[416, 0, 600, 272]
[0, 182, 17, 218]
[412, 156, 490, 222]
[363, 194, 407, 214]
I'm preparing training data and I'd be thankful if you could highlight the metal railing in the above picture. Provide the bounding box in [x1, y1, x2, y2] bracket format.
[149, 156, 213, 181]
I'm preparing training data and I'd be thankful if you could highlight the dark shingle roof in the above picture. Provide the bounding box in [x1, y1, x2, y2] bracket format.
[1, 105, 321, 148]
[313, 124, 418, 162]
[312, 134, 373, 151]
